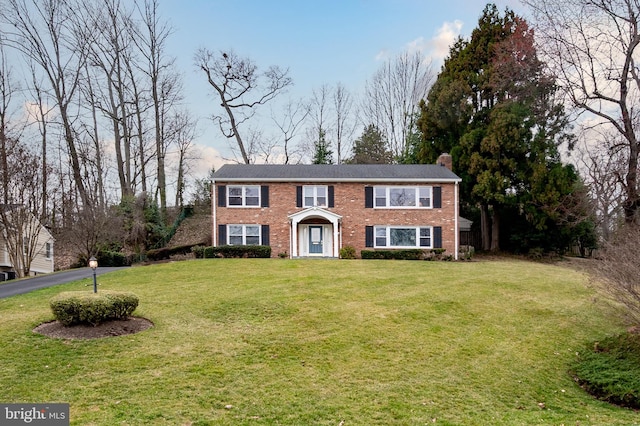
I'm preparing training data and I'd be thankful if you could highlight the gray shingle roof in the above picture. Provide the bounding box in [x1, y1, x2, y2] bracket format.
[212, 164, 461, 183]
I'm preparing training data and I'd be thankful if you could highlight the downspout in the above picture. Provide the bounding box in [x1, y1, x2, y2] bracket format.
[454, 181, 459, 260]
[289, 218, 293, 259]
[338, 219, 342, 258]
[211, 182, 216, 247]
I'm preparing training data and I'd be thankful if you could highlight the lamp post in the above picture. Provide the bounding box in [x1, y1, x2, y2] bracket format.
[89, 256, 98, 293]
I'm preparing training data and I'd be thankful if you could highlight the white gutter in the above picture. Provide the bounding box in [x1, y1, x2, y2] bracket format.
[215, 177, 462, 184]
[454, 180, 459, 260]
[211, 181, 216, 247]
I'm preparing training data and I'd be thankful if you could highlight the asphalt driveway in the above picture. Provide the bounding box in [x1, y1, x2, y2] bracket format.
[0, 267, 129, 299]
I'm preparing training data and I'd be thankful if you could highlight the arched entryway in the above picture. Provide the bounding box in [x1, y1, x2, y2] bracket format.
[288, 207, 342, 258]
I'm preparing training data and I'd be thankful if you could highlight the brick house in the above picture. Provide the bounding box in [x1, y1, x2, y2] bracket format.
[211, 161, 462, 259]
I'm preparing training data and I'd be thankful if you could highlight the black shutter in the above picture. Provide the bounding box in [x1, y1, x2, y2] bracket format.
[218, 224, 227, 245]
[261, 185, 269, 207]
[433, 226, 442, 248]
[296, 186, 303, 207]
[365, 226, 374, 247]
[261, 225, 270, 246]
[217, 185, 226, 207]
[433, 186, 442, 208]
[328, 185, 334, 207]
[365, 186, 373, 208]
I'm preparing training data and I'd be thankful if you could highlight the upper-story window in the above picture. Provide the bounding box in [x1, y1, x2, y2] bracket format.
[374, 186, 432, 208]
[303, 185, 327, 207]
[45, 242, 52, 259]
[228, 185, 260, 207]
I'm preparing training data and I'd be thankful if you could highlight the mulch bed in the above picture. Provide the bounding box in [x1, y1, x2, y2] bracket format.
[33, 317, 153, 340]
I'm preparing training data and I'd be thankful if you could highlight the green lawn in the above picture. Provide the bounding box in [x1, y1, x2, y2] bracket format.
[0, 259, 637, 425]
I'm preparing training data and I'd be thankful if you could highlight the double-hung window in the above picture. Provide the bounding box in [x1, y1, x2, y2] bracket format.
[374, 226, 432, 248]
[374, 186, 432, 208]
[303, 185, 327, 207]
[227, 225, 261, 245]
[228, 185, 260, 207]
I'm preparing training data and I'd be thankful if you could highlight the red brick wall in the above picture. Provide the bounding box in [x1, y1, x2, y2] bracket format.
[214, 181, 458, 258]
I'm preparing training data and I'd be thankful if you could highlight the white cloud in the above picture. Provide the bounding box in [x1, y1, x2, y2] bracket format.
[192, 144, 226, 176]
[375, 49, 390, 62]
[406, 20, 464, 63]
[406, 36, 428, 54]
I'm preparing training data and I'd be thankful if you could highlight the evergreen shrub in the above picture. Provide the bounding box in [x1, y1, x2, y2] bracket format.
[192, 245, 271, 258]
[50, 291, 139, 326]
[361, 249, 425, 260]
[339, 245, 357, 259]
[572, 332, 640, 408]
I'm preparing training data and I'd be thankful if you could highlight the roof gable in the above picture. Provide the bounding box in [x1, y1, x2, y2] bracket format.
[212, 164, 461, 183]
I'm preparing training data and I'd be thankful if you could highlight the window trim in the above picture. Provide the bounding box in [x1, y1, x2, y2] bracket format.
[373, 225, 433, 249]
[373, 186, 433, 209]
[226, 224, 262, 246]
[303, 185, 328, 208]
[227, 185, 261, 208]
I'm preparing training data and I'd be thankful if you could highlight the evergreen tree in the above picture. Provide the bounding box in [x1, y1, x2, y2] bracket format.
[312, 129, 334, 164]
[348, 124, 393, 164]
[417, 4, 579, 252]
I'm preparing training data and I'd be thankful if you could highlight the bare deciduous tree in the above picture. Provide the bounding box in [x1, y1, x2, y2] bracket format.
[132, 0, 179, 221]
[362, 51, 434, 159]
[524, 0, 640, 224]
[195, 49, 292, 164]
[0, 41, 20, 205]
[270, 98, 309, 164]
[575, 129, 626, 240]
[595, 225, 640, 325]
[332, 83, 357, 164]
[2, 0, 91, 206]
[164, 110, 197, 207]
[0, 145, 50, 277]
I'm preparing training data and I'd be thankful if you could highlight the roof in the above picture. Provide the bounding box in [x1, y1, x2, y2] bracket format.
[459, 216, 473, 231]
[212, 164, 461, 183]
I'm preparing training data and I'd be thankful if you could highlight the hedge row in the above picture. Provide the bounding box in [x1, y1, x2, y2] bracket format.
[50, 291, 139, 326]
[192, 245, 271, 259]
[146, 242, 207, 261]
[360, 248, 449, 260]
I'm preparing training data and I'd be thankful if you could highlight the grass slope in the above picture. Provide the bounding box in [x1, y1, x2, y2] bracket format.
[0, 259, 637, 425]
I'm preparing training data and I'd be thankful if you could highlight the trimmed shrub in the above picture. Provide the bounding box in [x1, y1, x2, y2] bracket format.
[192, 245, 205, 259]
[193, 245, 271, 259]
[216, 245, 271, 258]
[339, 245, 357, 259]
[361, 249, 425, 260]
[424, 248, 448, 261]
[50, 291, 139, 326]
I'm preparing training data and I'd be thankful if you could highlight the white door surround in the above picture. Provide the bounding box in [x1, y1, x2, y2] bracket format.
[288, 207, 342, 258]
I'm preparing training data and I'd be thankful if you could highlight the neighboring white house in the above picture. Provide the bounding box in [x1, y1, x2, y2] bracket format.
[0, 206, 54, 280]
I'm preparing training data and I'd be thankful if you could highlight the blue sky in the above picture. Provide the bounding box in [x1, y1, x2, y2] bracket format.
[161, 0, 525, 171]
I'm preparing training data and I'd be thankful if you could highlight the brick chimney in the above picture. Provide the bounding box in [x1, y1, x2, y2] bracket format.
[437, 153, 453, 171]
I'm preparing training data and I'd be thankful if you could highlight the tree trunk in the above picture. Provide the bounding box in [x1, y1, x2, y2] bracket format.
[480, 203, 491, 251]
[490, 206, 500, 251]
[624, 138, 639, 223]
